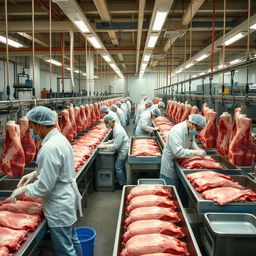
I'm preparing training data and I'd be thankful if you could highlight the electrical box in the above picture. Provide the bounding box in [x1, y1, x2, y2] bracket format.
[95, 149, 115, 192]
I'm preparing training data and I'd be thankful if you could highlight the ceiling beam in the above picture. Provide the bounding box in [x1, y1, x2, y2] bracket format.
[17, 32, 48, 47]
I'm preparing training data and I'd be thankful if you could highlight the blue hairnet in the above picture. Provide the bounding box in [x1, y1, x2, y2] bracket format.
[103, 114, 114, 122]
[120, 99, 126, 103]
[151, 107, 161, 117]
[100, 105, 109, 113]
[146, 100, 153, 107]
[158, 102, 165, 108]
[110, 104, 117, 110]
[189, 114, 206, 128]
[116, 101, 121, 105]
[26, 106, 55, 125]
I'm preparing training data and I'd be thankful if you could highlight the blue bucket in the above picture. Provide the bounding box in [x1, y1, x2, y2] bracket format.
[76, 227, 96, 256]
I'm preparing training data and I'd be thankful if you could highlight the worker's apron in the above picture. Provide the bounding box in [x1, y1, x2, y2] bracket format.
[71, 179, 83, 217]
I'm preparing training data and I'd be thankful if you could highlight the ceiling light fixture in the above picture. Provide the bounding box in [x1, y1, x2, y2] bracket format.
[250, 23, 256, 30]
[217, 64, 226, 69]
[87, 35, 102, 49]
[224, 32, 247, 46]
[0, 35, 23, 48]
[185, 63, 194, 69]
[147, 34, 158, 48]
[74, 20, 90, 33]
[74, 70, 80, 73]
[45, 59, 62, 66]
[196, 54, 209, 62]
[152, 8, 169, 31]
[110, 63, 117, 70]
[143, 54, 151, 62]
[199, 72, 205, 75]
[229, 59, 241, 65]
[102, 54, 111, 62]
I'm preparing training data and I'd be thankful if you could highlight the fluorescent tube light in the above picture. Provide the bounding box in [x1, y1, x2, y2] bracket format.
[141, 63, 147, 69]
[94, 75, 98, 78]
[102, 54, 111, 62]
[199, 72, 205, 75]
[110, 63, 117, 70]
[250, 23, 256, 30]
[74, 20, 90, 33]
[175, 69, 182, 74]
[143, 54, 151, 62]
[87, 35, 102, 49]
[45, 59, 62, 66]
[147, 34, 158, 48]
[224, 32, 247, 46]
[185, 63, 194, 69]
[66, 67, 71, 71]
[74, 70, 80, 73]
[229, 59, 241, 65]
[196, 54, 209, 62]
[217, 64, 225, 69]
[152, 9, 169, 31]
[82, 72, 87, 76]
[0, 35, 23, 48]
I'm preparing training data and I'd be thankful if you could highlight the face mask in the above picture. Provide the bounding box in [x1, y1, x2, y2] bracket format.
[189, 129, 198, 136]
[30, 128, 41, 141]
[105, 124, 112, 129]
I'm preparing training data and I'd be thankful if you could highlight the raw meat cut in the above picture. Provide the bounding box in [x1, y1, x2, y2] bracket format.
[124, 207, 181, 228]
[0, 211, 41, 231]
[228, 114, 255, 166]
[0, 121, 25, 177]
[60, 109, 73, 141]
[90, 104, 96, 125]
[132, 139, 161, 156]
[230, 107, 243, 142]
[127, 186, 171, 202]
[120, 234, 189, 256]
[53, 111, 61, 131]
[84, 104, 91, 127]
[190, 105, 199, 115]
[201, 103, 208, 116]
[126, 195, 176, 215]
[0, 227, 27, 250]
[199, 109, 218, 148]
[94, 103, 101, 121]
[191, 175, 244, 192]
[0, 200, 42, 215]
[122, 220, 184, 244]
[1, 195, 41, 204]
[179, 156, 222, 169]
[186, 170, 233, 183]
[216, 112, 232, 158]
[201, 187, 256, 205]
[19, 117, 36, 164]
[69, 104, 77, 137]
[0, 247, 9, 256]
[180, 103, 192, 122]
[79, 105, 87, 131]
[74, 107, 82, 133]
[138, 254, 181, 256]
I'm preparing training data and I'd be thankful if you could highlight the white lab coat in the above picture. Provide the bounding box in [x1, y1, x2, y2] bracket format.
[135, 104, 147, 125]
[116, 107, 126, 128]
[108, 123, 130, 159]
[160, 121, 197, 180]
[135, 110, 154, 136]
[126, 100, 131, 113]
[109, 110, 121, 124]
[121, 104, 128, 121]
[26, 129, 78, 227]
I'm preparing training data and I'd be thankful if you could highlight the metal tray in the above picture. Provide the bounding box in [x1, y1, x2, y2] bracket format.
[128, 136, 162, 164]
[137, 178, 166, 185]
[112, 185, 202, 256]
[176, 168, 256, 215]
[202, 213, 256, 256]
[175, 154, 240, 172]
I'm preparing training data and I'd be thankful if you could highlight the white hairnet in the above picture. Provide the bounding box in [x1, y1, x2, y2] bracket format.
[158, 102, 165, 108]
[100, 105, 109, 113]
[146, 100, 153, 107]
[110, 104, 117, 110]
[26, 106, 55, 125]
[120, 98, 126, 103]
[116, 101, 121, 105]
[188, 114, 206, 128]
[103, 114, 114, 122]
[151, 107, 161, 117]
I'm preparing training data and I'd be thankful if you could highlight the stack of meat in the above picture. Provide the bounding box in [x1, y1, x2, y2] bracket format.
[228, 108, 255, 166]
[198, 108, 218, 148]
[179, 156, 222, 169]
[153, 116, 174, 142]
[0, 196, 42, 255]
[131, 139, 161, 156]
[120, 186, 190, 256]
[186, 170, 256, 205]
[71, 123, 109, 171]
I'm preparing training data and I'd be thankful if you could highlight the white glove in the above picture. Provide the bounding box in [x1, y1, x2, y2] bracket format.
[191, 149, 206, 157]
[153, 127, 159, 131]
[98, 144, 108, 149]
[11, 186, 27, 204]
[17, 171, 37, 188]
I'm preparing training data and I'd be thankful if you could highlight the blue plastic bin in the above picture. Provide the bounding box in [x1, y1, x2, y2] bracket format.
[76, 227, 96, 256]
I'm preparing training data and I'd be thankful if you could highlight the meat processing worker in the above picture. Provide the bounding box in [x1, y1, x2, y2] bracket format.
[110, 104, 126, 129]
[125, 97, 132, 126]
[10, 106, 83, 256]
[151, 101, 165, 110]
[139, 95, 148, 105]
[135, 107, 161, 136]
[160, 114, 206, 186]
[120, 98, 128, 124]
[98, 114, 129, 188]
[100, 105, 121, 124]
[134, 100, 153, 133]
